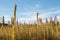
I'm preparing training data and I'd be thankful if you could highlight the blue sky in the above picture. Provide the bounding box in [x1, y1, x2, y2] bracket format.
[0, 0, 60, 24]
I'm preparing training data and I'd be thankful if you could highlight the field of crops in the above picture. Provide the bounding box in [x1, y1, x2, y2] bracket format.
[0, 4, 60, 40]
[0, 23, 60, 40]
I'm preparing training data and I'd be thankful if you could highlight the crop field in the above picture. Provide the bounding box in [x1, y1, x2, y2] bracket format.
[0, 23, 60, 40]
[0, 2, 60, 40]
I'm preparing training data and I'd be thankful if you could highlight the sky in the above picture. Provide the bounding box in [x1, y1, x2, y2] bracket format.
[0, 0, 60, 24]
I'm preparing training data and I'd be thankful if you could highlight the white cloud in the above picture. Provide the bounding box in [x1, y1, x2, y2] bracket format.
[0, 15, 11, 23]
[0, 9, 60, 24]
[34, 3, 41, 9]
[18, 9, 60, 24]
[57, 16, 60, 21]
[39, 10, 60, 19]
[20, 12, 35, 17]
[18, 17, 36, 24]
[35, 3, 40, 8]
